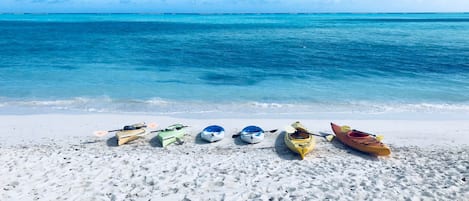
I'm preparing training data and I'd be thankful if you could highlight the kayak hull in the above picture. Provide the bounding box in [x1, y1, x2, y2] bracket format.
[201, 125, 225, 143]
[331, 123, 391, 156]
[240, 126, 264, 144]
[157, 128, 186, 147]
[116, 129, 146, 146]
[284, 122, 316, 159]
[240, 133, 264, 144]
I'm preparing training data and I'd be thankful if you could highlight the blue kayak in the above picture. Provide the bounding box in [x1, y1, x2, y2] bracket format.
[240, 125, 264, 144]
[201, 125, 225, 142]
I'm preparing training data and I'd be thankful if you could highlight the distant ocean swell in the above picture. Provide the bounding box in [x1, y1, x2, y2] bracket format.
[1, 13, 469, 118]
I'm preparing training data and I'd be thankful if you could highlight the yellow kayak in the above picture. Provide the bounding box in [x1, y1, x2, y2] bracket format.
[284, 121, 316, 159]
[116, 128, 146, 146]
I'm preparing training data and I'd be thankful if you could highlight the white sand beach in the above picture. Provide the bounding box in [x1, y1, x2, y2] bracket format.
[1, 114, 468, 200]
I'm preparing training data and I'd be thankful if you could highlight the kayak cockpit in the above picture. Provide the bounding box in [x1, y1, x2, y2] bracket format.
[289, 131, 310, 139]
[348, 130, 369, 138]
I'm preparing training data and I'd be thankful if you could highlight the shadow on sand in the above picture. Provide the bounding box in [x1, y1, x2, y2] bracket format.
[319, 131, 379, 161]
[194, 132, 211, 145]
[232, 132, 252, 146]
[106, 136, 118, 147]
[149, 136, 162, 148]
[274, 131, 300, 161]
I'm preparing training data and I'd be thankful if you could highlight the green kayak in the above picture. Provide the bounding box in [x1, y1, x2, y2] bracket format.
[157, 124, 188, 147]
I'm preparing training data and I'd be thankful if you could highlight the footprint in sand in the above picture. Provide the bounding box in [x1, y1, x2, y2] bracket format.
[182, 182, 192, 188]
[214, 181, 224, 187]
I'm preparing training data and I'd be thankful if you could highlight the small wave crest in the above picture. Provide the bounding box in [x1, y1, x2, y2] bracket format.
[16, 98, 92, 107]
[402, 103, 469, 112]
[144, 98, 170, 106]
[248, 102, 293, 109]
[1, 97, 469, 117]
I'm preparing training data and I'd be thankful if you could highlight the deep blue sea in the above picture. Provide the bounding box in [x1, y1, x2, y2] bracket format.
[0, 13, 468, 117]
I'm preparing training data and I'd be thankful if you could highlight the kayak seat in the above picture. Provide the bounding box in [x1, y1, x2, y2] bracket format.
[123, 125, 137, 130]
[291, 131, 309, 139]
[349, 130, 369, 138]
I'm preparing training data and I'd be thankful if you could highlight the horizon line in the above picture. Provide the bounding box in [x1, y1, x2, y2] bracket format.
[1, 12, 469, 15]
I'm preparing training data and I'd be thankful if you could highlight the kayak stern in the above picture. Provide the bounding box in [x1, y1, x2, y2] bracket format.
[116, 129, 146, 146]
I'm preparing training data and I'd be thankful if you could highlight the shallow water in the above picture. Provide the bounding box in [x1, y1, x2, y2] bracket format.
[1, 13, 468, 116]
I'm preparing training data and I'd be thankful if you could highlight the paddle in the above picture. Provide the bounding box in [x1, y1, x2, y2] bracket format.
[150, 124, 189, 134]
[353, 129, 384, 141]
[305, 132, 334, 141]
[231, 129, 278, 138]
[285, 125, 334, 141]
[94, 122, 158, 137]
[341, 125, 384, 141]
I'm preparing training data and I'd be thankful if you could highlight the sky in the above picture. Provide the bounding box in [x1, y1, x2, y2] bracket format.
[1, 0, 469, 13]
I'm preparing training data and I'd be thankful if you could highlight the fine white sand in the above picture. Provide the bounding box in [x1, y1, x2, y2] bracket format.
[0, 114, 468, 200]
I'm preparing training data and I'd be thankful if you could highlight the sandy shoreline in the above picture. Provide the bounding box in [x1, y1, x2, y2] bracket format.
[1, 114, 468, 200]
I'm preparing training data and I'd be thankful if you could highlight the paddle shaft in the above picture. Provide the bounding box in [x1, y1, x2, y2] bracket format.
[352, 129, 378, 137]
[307, 131, 335, 141]
[108, 124, 149, 133]
[267, 129, 278, 133]
[150, 125, 188, 133]
[309, 132, 326, 137]
[107, 125, 148, 133]
[321, 129, 381, 141]
[232, 129, 278, 138]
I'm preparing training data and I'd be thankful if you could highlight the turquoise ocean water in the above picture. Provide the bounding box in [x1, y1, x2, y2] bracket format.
[0, 13, 468, 118]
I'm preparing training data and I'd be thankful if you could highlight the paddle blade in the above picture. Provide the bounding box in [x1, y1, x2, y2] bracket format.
[268, 129, 278, 133]
[94, 130, 108, 137]
[285, 125, 296, 134]
[376, 135, 384, 141]
[325, 134, 335, 142]
[147, 122, 158, 129]
[341, 125, 351, 133]
[291, 121, 307, 132]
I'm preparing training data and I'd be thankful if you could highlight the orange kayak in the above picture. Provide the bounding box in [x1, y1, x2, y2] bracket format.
[331, 123, 391, 156]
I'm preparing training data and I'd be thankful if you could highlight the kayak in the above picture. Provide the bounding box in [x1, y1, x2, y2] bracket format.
[115, 123, 148, 146]
[116, 128, 146, 146]
[157, 124, 188, 147]
[284, 121, 316, 160]
[200, 125, 225, 143]
[330, 123, 391, 156]
[240, 125, 264, 144]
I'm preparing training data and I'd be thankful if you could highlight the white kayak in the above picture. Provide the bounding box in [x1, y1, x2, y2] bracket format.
[239, 125, 264, 144]
[200, 125, 225, 143]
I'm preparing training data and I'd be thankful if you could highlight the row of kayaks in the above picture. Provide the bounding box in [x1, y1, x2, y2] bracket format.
[97, 122, 391, 159]
[284, 122, 391, 159]
[110, 123, 187, 147]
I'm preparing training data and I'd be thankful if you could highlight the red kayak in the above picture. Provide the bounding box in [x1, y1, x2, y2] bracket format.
[331, 123, 391, 156]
